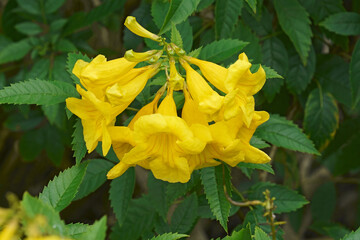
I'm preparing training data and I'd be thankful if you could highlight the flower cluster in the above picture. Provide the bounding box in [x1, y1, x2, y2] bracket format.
[66, 16, 270, 183]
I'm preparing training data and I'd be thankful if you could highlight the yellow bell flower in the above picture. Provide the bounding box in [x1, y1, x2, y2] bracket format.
[121, 89, 208, 183]
[66, 85, 119, 155]
[0, 219, 18, 240]
[180, 59, 224, 118]
[107, 90, 164, 179]
[125, 16, 161, 41]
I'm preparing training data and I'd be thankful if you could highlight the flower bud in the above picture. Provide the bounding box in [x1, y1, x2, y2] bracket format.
[125, 16, 161, 41]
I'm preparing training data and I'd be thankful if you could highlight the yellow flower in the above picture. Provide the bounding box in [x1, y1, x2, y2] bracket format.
[121, 89, 208, 183]
[107, 90, 164, 179]
[26, 236, 73, 240]
[168, 57, 184, 91]
[0, 219, 18, 240]
[180, 59, 224, 118]
[125, 16, 161, 41]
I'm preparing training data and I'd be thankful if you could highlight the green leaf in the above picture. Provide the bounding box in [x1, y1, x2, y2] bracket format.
[75, 216, 107, 240]
[0, 79, 78, 105]
[262, 65, 283, 79]
[148, 173, 169, 220]
[151, 0, 170, 30]
[255, 114, 320, 155]
[170, 193, 198, 233]
[39, 163, 88, 211]
[159, 0, 201, 34]
[300, 0, 345, 24]
[320, 12, 360, 36]
[44, 125, 65, 166]
[74, 159, 114, 200]
[15, 22, 42, 35]
[67, 52, 91, 84]
[304, 89, 339, 149]
[351, 40, 360, 108]
[175, 20, 193, 52]
[237, 163, 274, 175]
[310, 182, 336, 222]
[197, 0, 215, 11]
[16, 0, 40, 14]
[171, 24, 183, 49]
[245, 0, 257, 13]
[316, 55, 351, 106]
[250, 136, 270, 149]
[215, 0, 243, 39]
[254, 226, 271, 240]
[150, 233, 189, 240]
[274, 0, 313, 64]
[199, 39, 248, 63]
[0, 39, 32, 64]
[188, 47, 202, 58]
[66, 223, 89, 239]
[55, 39, 77, 52]
[286, 46, 316, 94]
[342, 227, 360, 240]
[221, 228, 252, 240]
[21, 192, 67, 236]
[44, 0, 66, 14]
[109, 168, 135, 225]
[71, 119, 87, 164]
[261, 37, 288, 101]
[249, 182, 309, 213]
[201, 166, 230, 232]
[19, 128, 44, 161]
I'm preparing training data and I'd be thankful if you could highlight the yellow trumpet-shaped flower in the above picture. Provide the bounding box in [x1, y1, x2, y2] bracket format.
[121, 89, 208, 183]
[66, 85, 119, 155]
[107, 90, 164, 179]
[125, 16, 161, 41]
[180, 59, 224, 118]
[168, 58, 184, 91]
[0, 219, 18, 240]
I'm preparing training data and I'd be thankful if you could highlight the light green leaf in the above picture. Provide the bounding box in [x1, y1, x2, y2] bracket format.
[159, 0, 201, 34]
[150, 233, 189, 240]
[188, 47, 202, 58]
[71, 119, 87, 164]
[274, 0, 312, 64]
[0, 39, 32, 64]
[342, 227, 360, 240]
[75, 216, 107, 240]
[199, 39, 248, 63]
[201, 166, 230, 232]
[15, 22, 42, 35]
[215, 0, 243, 39]
[237, 163, 274, 175]
[320, 12, 360, 36]
[262, 65, 283, 79]
[74, 159, 114, 200]
[171, 24, 183, 49]
[304, 89, 339, 149]
[250, 136, 270, 149]
[67, 52, 91, 84]
[21, 193, 67, 236]
[286, 46, 316, 94]
[255, 114, 320, 155]
[221, 228, 252, 240]
[261, 37, 287, 101]
[66, 223, 89, 239]
[39, 163, 88, 211]
[351, 40, 360, 108]
[170, 193, 198, 233]
[109, 168, 135, 225]
[255, 226, 271, 240]
[249, 182, 309, 213]
[0, 79, 78, 105]
[245, 0, 257, 13]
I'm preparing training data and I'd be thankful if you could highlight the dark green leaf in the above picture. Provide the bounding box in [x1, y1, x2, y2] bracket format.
[320, 12, 360, 36]
[44, 0, 66, 14]
[0, 79, 78, 105]
[310, 182, 336, 222]
[149, 233, 189, 240]
[109, 168, 135, 225]
[199, 39, 248, 63]
[237, 162, 274, 175]
[300, 0, 345, 24]
[159, 0, 201, 34]
[304, 89, 339, 149]
[151, 0, 169, 30]
[0, 39, 32, 64]
[148, 173, 169, 220]
[55, 39, 77, 52]
[197, 0, 215, 11]
[71, 119, 87, 164]
[15, 22, 42, 35]
[286, 46, 316, 94]
[39, 163, 88, 211]
[44, 125, 65, 166]
[67, 52, 91, 84]
[245, 0, 257, 13]
[215, 0, 243, 39]
[19, 128, 44, 161]
[274, 0, 313, 64]
[201, 166, 230, 232]
[170, 193, 198, 233]
[249, 182, 309, 213]
[27, 59, 50, 81]
[75, 159, 114, 200]
[16, 0, 40, 14]
[351, 40, 360, 108]
[255, 114, 320, 155]
[250, 136, 270, 149]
